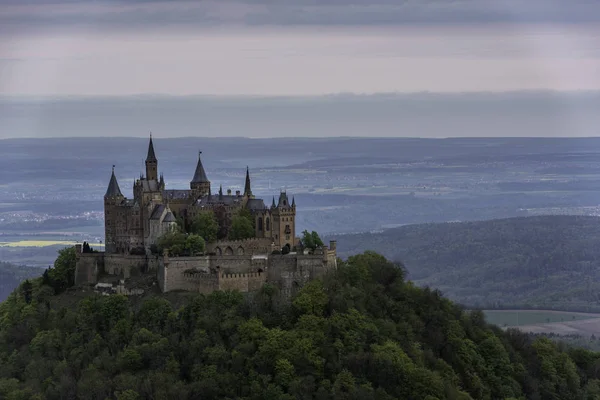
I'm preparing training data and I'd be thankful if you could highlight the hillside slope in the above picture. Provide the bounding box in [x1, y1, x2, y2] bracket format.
[3, 251, 600, 399]
[0, 262, 44, 302]
[332, 216, 600, 311]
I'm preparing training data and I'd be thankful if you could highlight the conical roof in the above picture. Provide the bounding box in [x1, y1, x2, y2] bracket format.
[105, 166, 123, 198]
[244, 166, 252, 196]
[146, 135, 157, 162]
[191, 151, 209, 183]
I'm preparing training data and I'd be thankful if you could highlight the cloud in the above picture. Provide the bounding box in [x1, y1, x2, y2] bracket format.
[1, 0, 600, 34]
[1, 91, 599, 139]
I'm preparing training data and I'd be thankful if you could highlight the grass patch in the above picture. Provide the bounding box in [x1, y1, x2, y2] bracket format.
[483, 309, 600, 327]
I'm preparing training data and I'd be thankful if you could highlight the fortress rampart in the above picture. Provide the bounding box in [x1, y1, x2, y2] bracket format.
[75, 239, 337, 296]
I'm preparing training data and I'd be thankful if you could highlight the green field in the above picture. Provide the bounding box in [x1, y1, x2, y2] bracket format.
[483, 310, 600, 327]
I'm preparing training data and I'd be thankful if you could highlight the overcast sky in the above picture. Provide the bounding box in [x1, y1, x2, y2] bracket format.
[0, 0, 599, 137]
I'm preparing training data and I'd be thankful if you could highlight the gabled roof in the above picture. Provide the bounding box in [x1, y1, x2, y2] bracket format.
[150, 204, 165, 220]
[163, 211, 177, 223]
[105, 167, 123, 198]
[191, 151, 209, 183]
[146, 135, 157, 162]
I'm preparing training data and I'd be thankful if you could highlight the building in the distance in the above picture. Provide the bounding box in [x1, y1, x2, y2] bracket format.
[104, 136, 296, 255]
[76, 136, 336, 296]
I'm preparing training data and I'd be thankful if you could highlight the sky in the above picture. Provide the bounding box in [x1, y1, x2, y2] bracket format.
[0, 0, 599, 137]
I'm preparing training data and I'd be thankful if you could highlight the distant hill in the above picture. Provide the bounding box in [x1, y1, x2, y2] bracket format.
[331, 215, 600, 311]
[0, 262, 44, 302]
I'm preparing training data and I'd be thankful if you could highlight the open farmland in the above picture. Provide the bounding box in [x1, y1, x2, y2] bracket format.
[484, 309, 600, 338]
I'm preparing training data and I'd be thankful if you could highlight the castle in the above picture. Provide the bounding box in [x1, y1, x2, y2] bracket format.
[75, 136, 337, 296]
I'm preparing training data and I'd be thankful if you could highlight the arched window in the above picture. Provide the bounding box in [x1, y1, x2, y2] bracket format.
[266, 218, 270, 231]
[258, 217, 263, 231]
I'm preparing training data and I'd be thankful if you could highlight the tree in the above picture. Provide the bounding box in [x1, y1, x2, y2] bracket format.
[186, 235, 206, 256]
[212, 205, 230, 240]
[190, 212, 219, 243]
[43, 247, 77, 294]
[301, 230, 324, 251]
[229, 210, 255, 241]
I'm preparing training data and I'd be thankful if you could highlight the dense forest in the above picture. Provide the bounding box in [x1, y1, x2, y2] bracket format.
[0, 261, 44, 302]
[332, 215, 600, 311]
[3, 251, 600, 399]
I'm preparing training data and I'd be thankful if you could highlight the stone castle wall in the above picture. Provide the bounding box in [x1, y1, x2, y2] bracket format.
[207, 238, 274, 256]
[76, 239, 338, 296]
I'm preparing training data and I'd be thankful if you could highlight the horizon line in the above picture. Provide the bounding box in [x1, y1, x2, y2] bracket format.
[2, 89, 600, 102]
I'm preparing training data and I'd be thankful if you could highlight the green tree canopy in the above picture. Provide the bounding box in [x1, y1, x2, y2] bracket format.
[229, 209, 255, 241]
[42, 246, 77, 294]
[157, 230, 205, 257]
[2, 250, 600, 399]
[190, 211, 219, 243]
[301, 230, 324, 251]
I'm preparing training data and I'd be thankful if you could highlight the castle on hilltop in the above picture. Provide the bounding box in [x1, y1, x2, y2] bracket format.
[75, 136, 337, 296]
[104, 135, 297, 255]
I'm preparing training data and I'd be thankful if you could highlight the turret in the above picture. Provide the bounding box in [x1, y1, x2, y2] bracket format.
[190, 151, 211, 196]
[104, 166, 124, 254]
[271, 190, 296, 250]
[244, 166, 252, 197]
[145, 134, 158, 181]
[104, 165, 123, 202]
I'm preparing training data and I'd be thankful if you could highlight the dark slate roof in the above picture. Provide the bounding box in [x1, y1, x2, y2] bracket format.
[247, 198, 266, 210]
[141, 179, 159, 192]
[277, 192, 290, 207]
[164, 189, 191, 200]
[195, 194, 242, 206]
[146, 136, 157, 162]
[105, 169, 123, 198]
[163, 211, 177, 223]
[244, 167, 251, 195]
[191, 152, 209, 183]
[150, 204, 165, 220]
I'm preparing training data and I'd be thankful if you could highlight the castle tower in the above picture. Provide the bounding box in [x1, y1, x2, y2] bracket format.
[145, 134, 158, 181]
[190, 151, 211, 196]
[104, 166, 124, 254]
[244, 166, 252, 197]
[271, 191, 296, 250]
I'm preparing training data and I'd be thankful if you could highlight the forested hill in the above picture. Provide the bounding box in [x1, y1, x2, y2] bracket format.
[331, 215, 600, 311]
[3, 251, 600, 399]
[0, 262, 44, 302]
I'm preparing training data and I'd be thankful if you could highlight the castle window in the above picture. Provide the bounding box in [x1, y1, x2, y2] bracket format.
[258, 217, 263, 231]
[285, 225, 291, 234]
[266, 218, 270, 231]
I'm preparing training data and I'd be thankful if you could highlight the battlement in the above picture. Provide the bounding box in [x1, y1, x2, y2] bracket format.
[220, 271, 263, 280]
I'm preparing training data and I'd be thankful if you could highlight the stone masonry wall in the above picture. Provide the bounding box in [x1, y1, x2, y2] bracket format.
[208, 238, 273, 256]
[219, 272, 266, 292]
[104, 254, 148, 278]
[74, 252, 104, 285]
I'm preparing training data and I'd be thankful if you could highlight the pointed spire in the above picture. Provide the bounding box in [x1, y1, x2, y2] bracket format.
[219, 184, 223, 200]
[105, 165, 123, 198]
[292, 196, 295, 207]
[191, 150, 209, 183]
[244, 166, 252, 196]
[272, 196, 276, 208]
[146, 133, 157, 162]
[208, 185, 212, 197]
